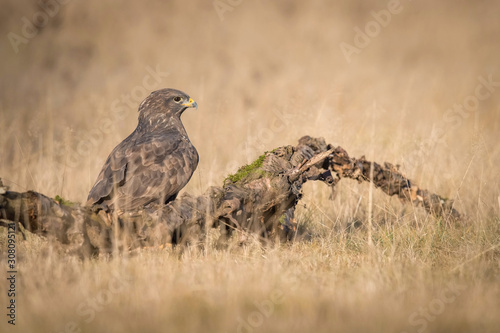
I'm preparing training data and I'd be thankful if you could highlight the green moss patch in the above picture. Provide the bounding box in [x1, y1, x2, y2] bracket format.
[54, 195, 74, 207]
[225, 154, 268, 184]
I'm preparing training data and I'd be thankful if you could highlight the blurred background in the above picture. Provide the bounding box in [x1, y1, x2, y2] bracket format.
[1, 0, 499, 218]
[1, 2, 500, 333]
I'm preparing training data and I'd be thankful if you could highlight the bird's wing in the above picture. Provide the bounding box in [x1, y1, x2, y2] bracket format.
[117, 139, 198, 210]
[87, 131, 197, 211]
[86, 139, 132, 206]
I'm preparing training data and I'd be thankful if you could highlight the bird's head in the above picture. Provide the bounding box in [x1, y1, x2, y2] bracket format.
[138, 88, 197, 125]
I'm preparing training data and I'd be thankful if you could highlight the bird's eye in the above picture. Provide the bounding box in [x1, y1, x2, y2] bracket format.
[173, 96, 182, 103]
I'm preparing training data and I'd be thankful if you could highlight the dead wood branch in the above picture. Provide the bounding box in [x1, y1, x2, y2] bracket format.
[0, 136, 460, 256]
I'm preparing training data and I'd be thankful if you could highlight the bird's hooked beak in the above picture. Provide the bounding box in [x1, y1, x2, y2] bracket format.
[181, 98, 198, 109]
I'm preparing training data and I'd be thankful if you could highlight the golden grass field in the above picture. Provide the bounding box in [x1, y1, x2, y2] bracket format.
[1, 0, 499, 332]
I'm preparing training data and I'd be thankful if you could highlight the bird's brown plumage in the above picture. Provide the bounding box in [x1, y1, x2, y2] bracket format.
[86, 88, 199, 212]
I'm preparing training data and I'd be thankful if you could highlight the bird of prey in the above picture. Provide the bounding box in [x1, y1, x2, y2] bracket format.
[86, 88, 199, 213]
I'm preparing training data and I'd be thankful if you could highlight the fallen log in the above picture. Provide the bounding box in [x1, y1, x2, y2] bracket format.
[0, 136, 460, 257]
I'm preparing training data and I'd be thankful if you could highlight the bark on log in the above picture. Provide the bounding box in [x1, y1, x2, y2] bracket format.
[0, 136, 460, 257]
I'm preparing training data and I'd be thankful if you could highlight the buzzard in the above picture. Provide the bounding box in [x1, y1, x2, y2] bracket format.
[86, 88, 199, 213]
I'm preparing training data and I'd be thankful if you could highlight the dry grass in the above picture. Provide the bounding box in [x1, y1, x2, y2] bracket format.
[1, 0, 499, 332]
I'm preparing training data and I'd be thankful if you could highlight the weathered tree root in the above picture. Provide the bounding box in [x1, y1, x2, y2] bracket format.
[0, 136, 460, 257]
